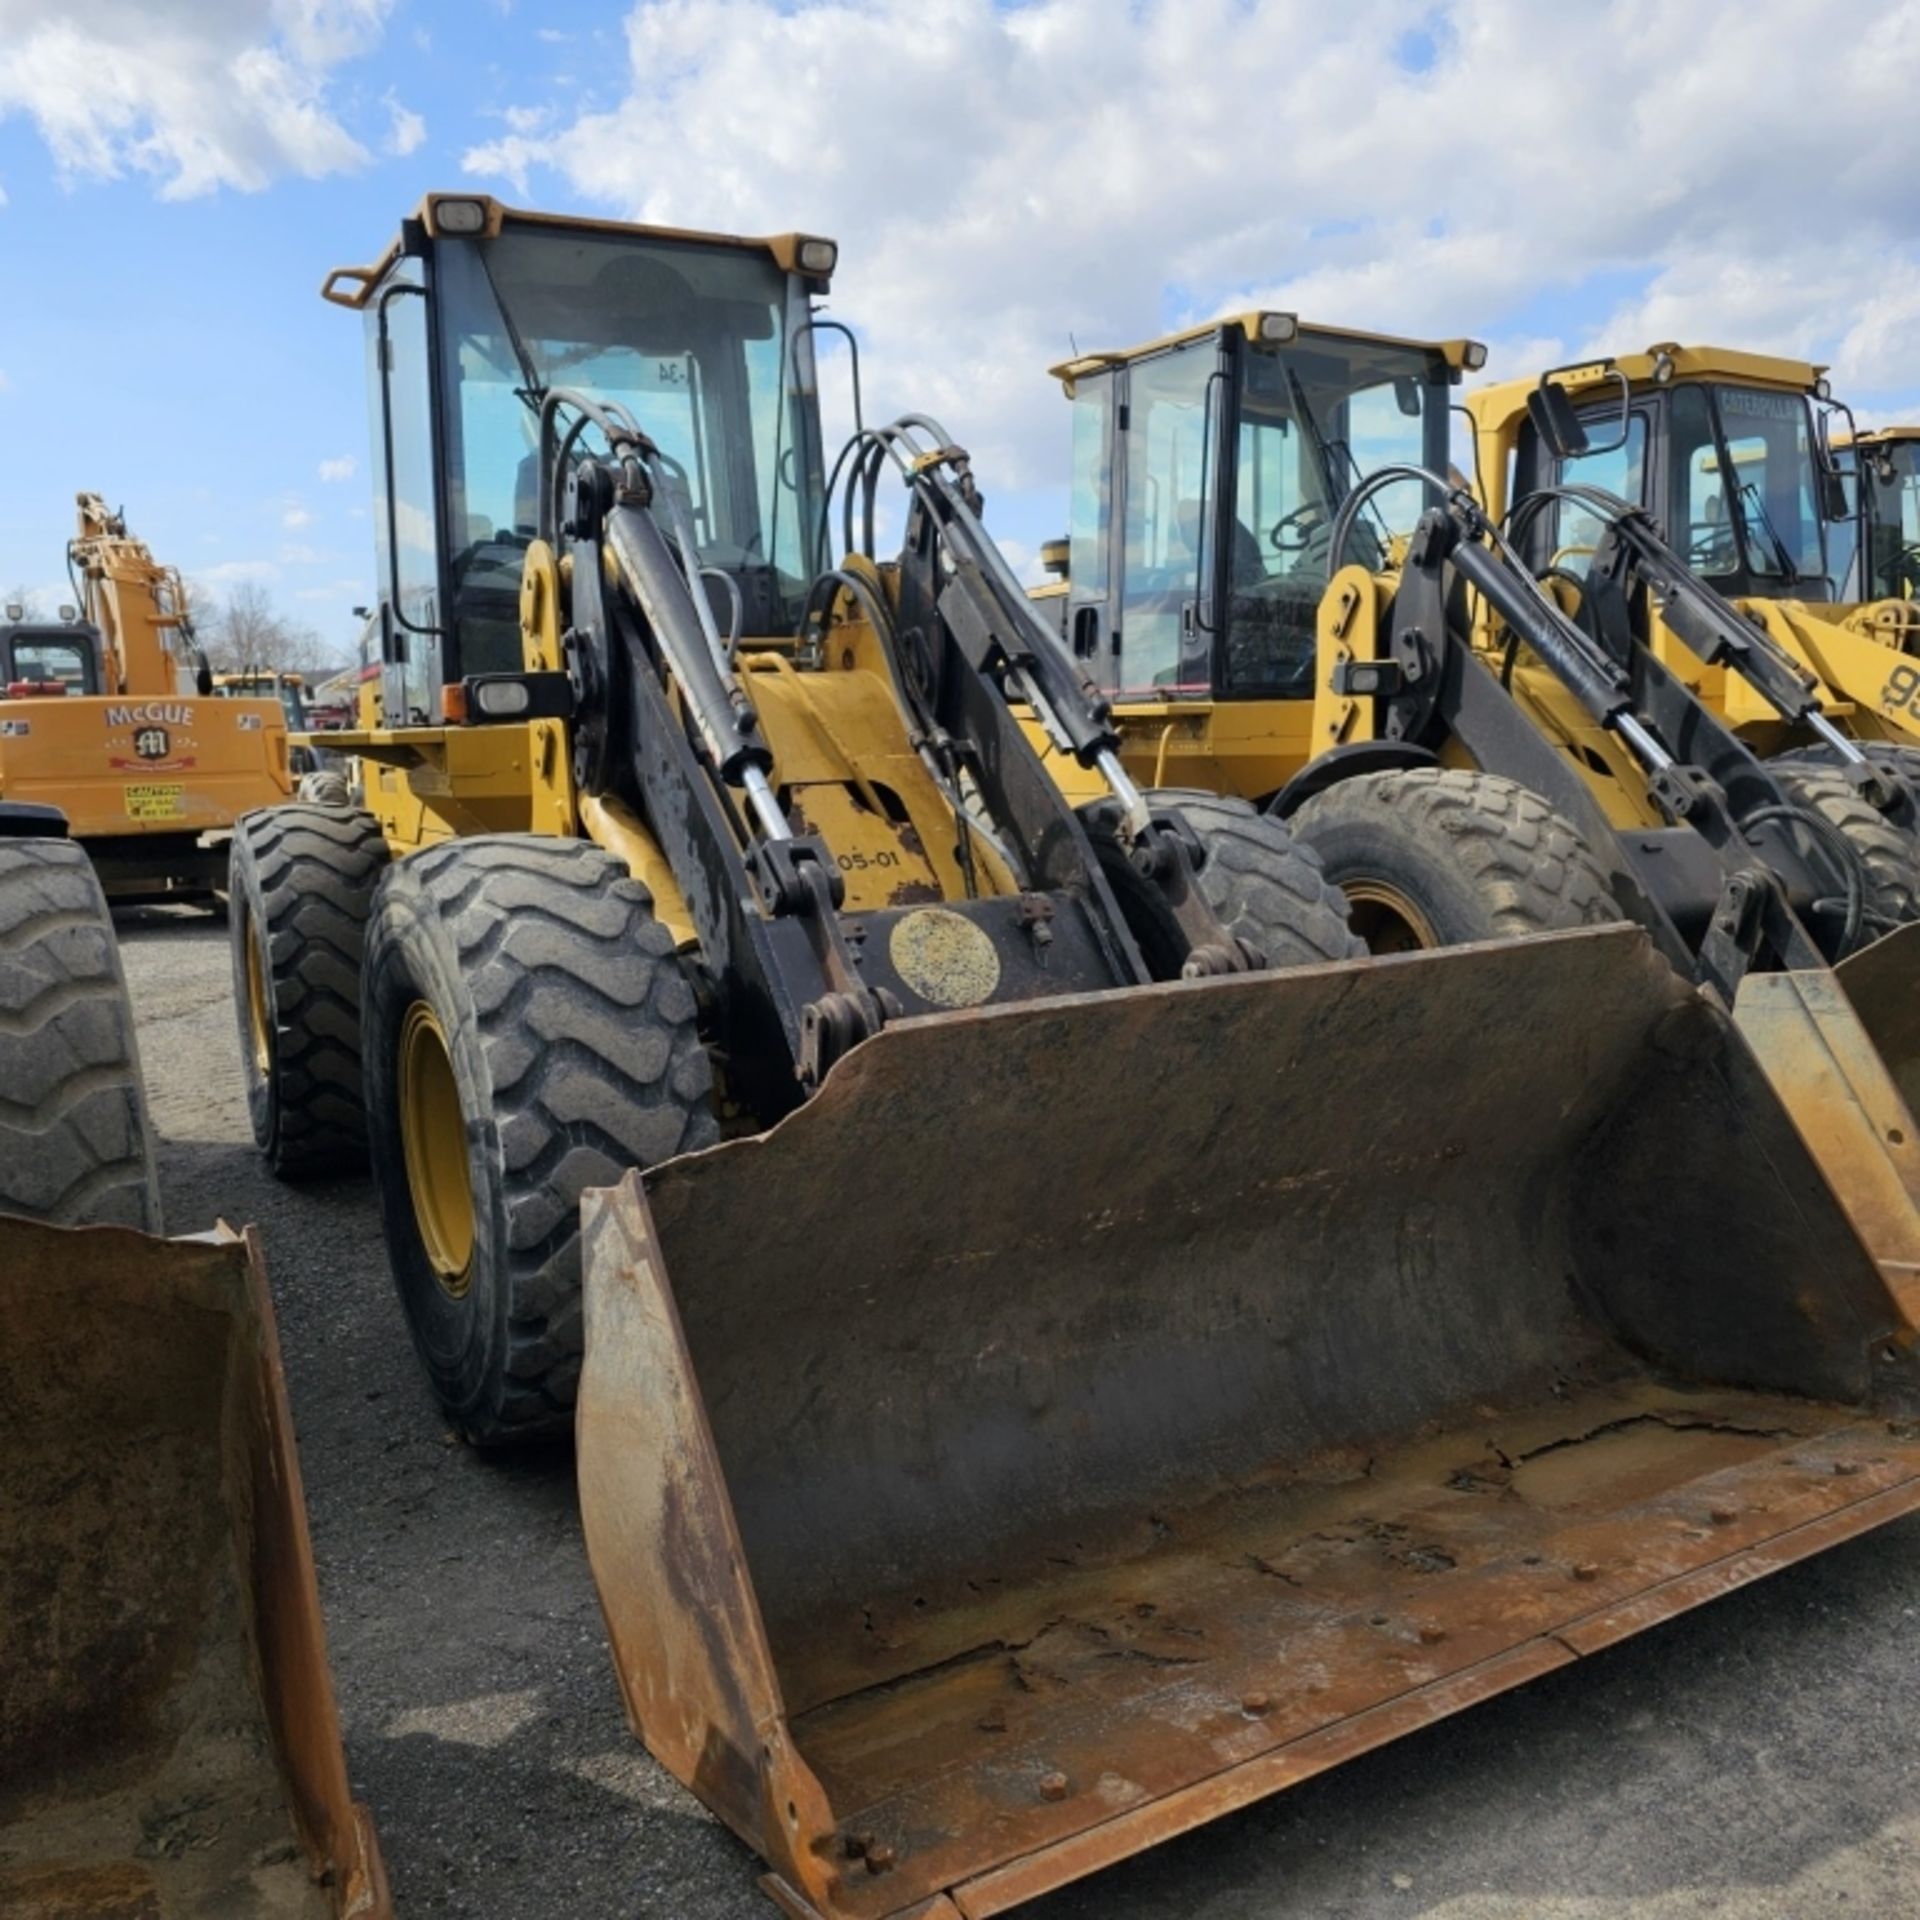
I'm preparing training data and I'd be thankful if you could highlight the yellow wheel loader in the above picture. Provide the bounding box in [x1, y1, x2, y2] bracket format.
[0, 803, 388, 1917]
[0, 497, 292, 901]
[1030, 315, 1920, 1015]
[232, 200, 1920, 1919]
[1467, 349, 1920, 772]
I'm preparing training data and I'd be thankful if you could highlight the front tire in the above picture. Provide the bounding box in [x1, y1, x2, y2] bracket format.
[361, 836, 717, 1445]
[0, 837, 161, 1230]
[1289, 767, 1620, 952]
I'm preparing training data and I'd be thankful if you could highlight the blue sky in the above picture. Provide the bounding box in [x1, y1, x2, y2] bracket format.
[5, 0, 1920, 659]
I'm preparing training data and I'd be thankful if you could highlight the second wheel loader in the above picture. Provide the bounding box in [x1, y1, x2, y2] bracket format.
[232, 199, 1920, 1917]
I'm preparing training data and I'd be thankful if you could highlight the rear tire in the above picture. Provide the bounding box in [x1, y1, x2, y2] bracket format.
[361, 836, 718, 1444]
[1088, 789, 1362, 978]
[0, 837, 161, 1230]
[229, 805, 390, 1176]
[1289, 767, 1620, 952]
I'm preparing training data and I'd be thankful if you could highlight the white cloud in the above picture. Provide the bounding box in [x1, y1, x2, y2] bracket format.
[282, 503, 314, 529]
[0, 0, 395, 198]
[384, 89, 424, 157]
[460, 0, 1920, 502]
[318, 455, 357, 483]
[279, 541, 324, 563]
[201, 557, 278, 584]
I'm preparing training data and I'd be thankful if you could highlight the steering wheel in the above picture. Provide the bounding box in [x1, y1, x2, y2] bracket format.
[1269, 502, 1326, 553]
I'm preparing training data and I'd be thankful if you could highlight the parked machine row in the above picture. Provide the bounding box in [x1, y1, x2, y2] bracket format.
[10, 188, 1920, 1919]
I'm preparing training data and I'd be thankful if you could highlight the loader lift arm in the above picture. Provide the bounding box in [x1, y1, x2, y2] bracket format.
[534, 388, 1259, 1111]
[831, 414, 1263, 977]
[1529, 481, 1920, 826]
[1333, 467, 1884, 1002]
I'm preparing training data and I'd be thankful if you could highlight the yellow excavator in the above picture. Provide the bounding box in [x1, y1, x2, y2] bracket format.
[229, 198, 1920, 1919]
[0, 495, 292, 900]
[0, 806, 388, 1917]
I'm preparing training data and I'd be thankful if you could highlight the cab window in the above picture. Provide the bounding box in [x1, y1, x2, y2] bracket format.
[1550, 413, 1649, 563]
[6, 637, 95, 693]
[1118, 339, 1215, 695]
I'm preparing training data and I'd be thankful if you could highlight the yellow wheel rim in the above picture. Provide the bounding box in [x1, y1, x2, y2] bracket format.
[243, 915, 273, 1076]
[1341, 879, 1441, 955]
[397, 1000, 475, 1297]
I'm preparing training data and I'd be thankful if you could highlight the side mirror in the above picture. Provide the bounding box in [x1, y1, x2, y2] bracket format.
[1392, 375, 1423, 419]
[1527, 381, 1590, 459]
[1820, 466, 1853, 523]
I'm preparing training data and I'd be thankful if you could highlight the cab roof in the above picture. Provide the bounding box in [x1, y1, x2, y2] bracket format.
[1468, 342, 1828, 435]
[321, 192, 837, 311]
[1049, 313, 1486, 395]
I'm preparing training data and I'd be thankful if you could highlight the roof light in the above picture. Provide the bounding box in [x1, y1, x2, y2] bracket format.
[1651, 349, 1676, 386]
[1256, 311, 1299, 344]
[1815, 376, 1833, 401]
[798, 238, 838, 275]
[1462, 340, 1488, 372]
[3, 603, 20, 622]
[433, 197, 488, 236]
[57, 604, 76, 623]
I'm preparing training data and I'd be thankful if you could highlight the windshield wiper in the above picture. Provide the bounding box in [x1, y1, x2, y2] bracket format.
[1735, 479, 1799, 583]
[1283, 369, 1388, 564]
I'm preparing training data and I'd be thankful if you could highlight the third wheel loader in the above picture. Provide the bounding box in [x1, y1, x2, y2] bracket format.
[232, 200, 1920, 1917]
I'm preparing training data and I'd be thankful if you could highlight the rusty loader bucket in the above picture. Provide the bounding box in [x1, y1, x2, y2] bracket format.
[0, 1219, 389, 1919]
[577, 925, 1920, 1920]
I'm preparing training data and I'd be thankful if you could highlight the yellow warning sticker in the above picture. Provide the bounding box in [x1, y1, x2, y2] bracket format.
[123, 783, 186, 821]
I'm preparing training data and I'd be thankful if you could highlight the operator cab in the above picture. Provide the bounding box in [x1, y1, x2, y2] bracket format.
[1505, 349, 1851, 603]
[1055, 317, 1477, 702]
[325, 194, 833, 730]
[0, 606, 103, 698]
[1836, 428, 1920, 601]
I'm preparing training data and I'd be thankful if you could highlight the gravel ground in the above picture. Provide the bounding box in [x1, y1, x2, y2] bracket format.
[119, 908, 1920, 1920]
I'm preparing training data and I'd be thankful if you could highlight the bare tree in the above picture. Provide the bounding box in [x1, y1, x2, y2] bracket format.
[193, 579, 347, 677]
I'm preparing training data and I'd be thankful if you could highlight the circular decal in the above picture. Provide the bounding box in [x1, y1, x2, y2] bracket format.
[889, 908, 1002, 1010]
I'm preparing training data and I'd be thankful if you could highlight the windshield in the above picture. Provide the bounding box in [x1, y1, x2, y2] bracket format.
[432, 222, 824, 670]
[1223, 333, 1449, 695]
[1668, 383, 1826, 590]
[1858, 439, 1920, 599]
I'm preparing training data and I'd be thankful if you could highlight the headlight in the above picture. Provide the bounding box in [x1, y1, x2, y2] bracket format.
[1257, 311, 1299, 343]
[1462, 340, 1488, 371]
[798, 238, 838, 275]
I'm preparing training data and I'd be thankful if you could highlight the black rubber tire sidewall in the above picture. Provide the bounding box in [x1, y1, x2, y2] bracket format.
[1290, 768, 1620, 948]
[361, 861, 508, 1435]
